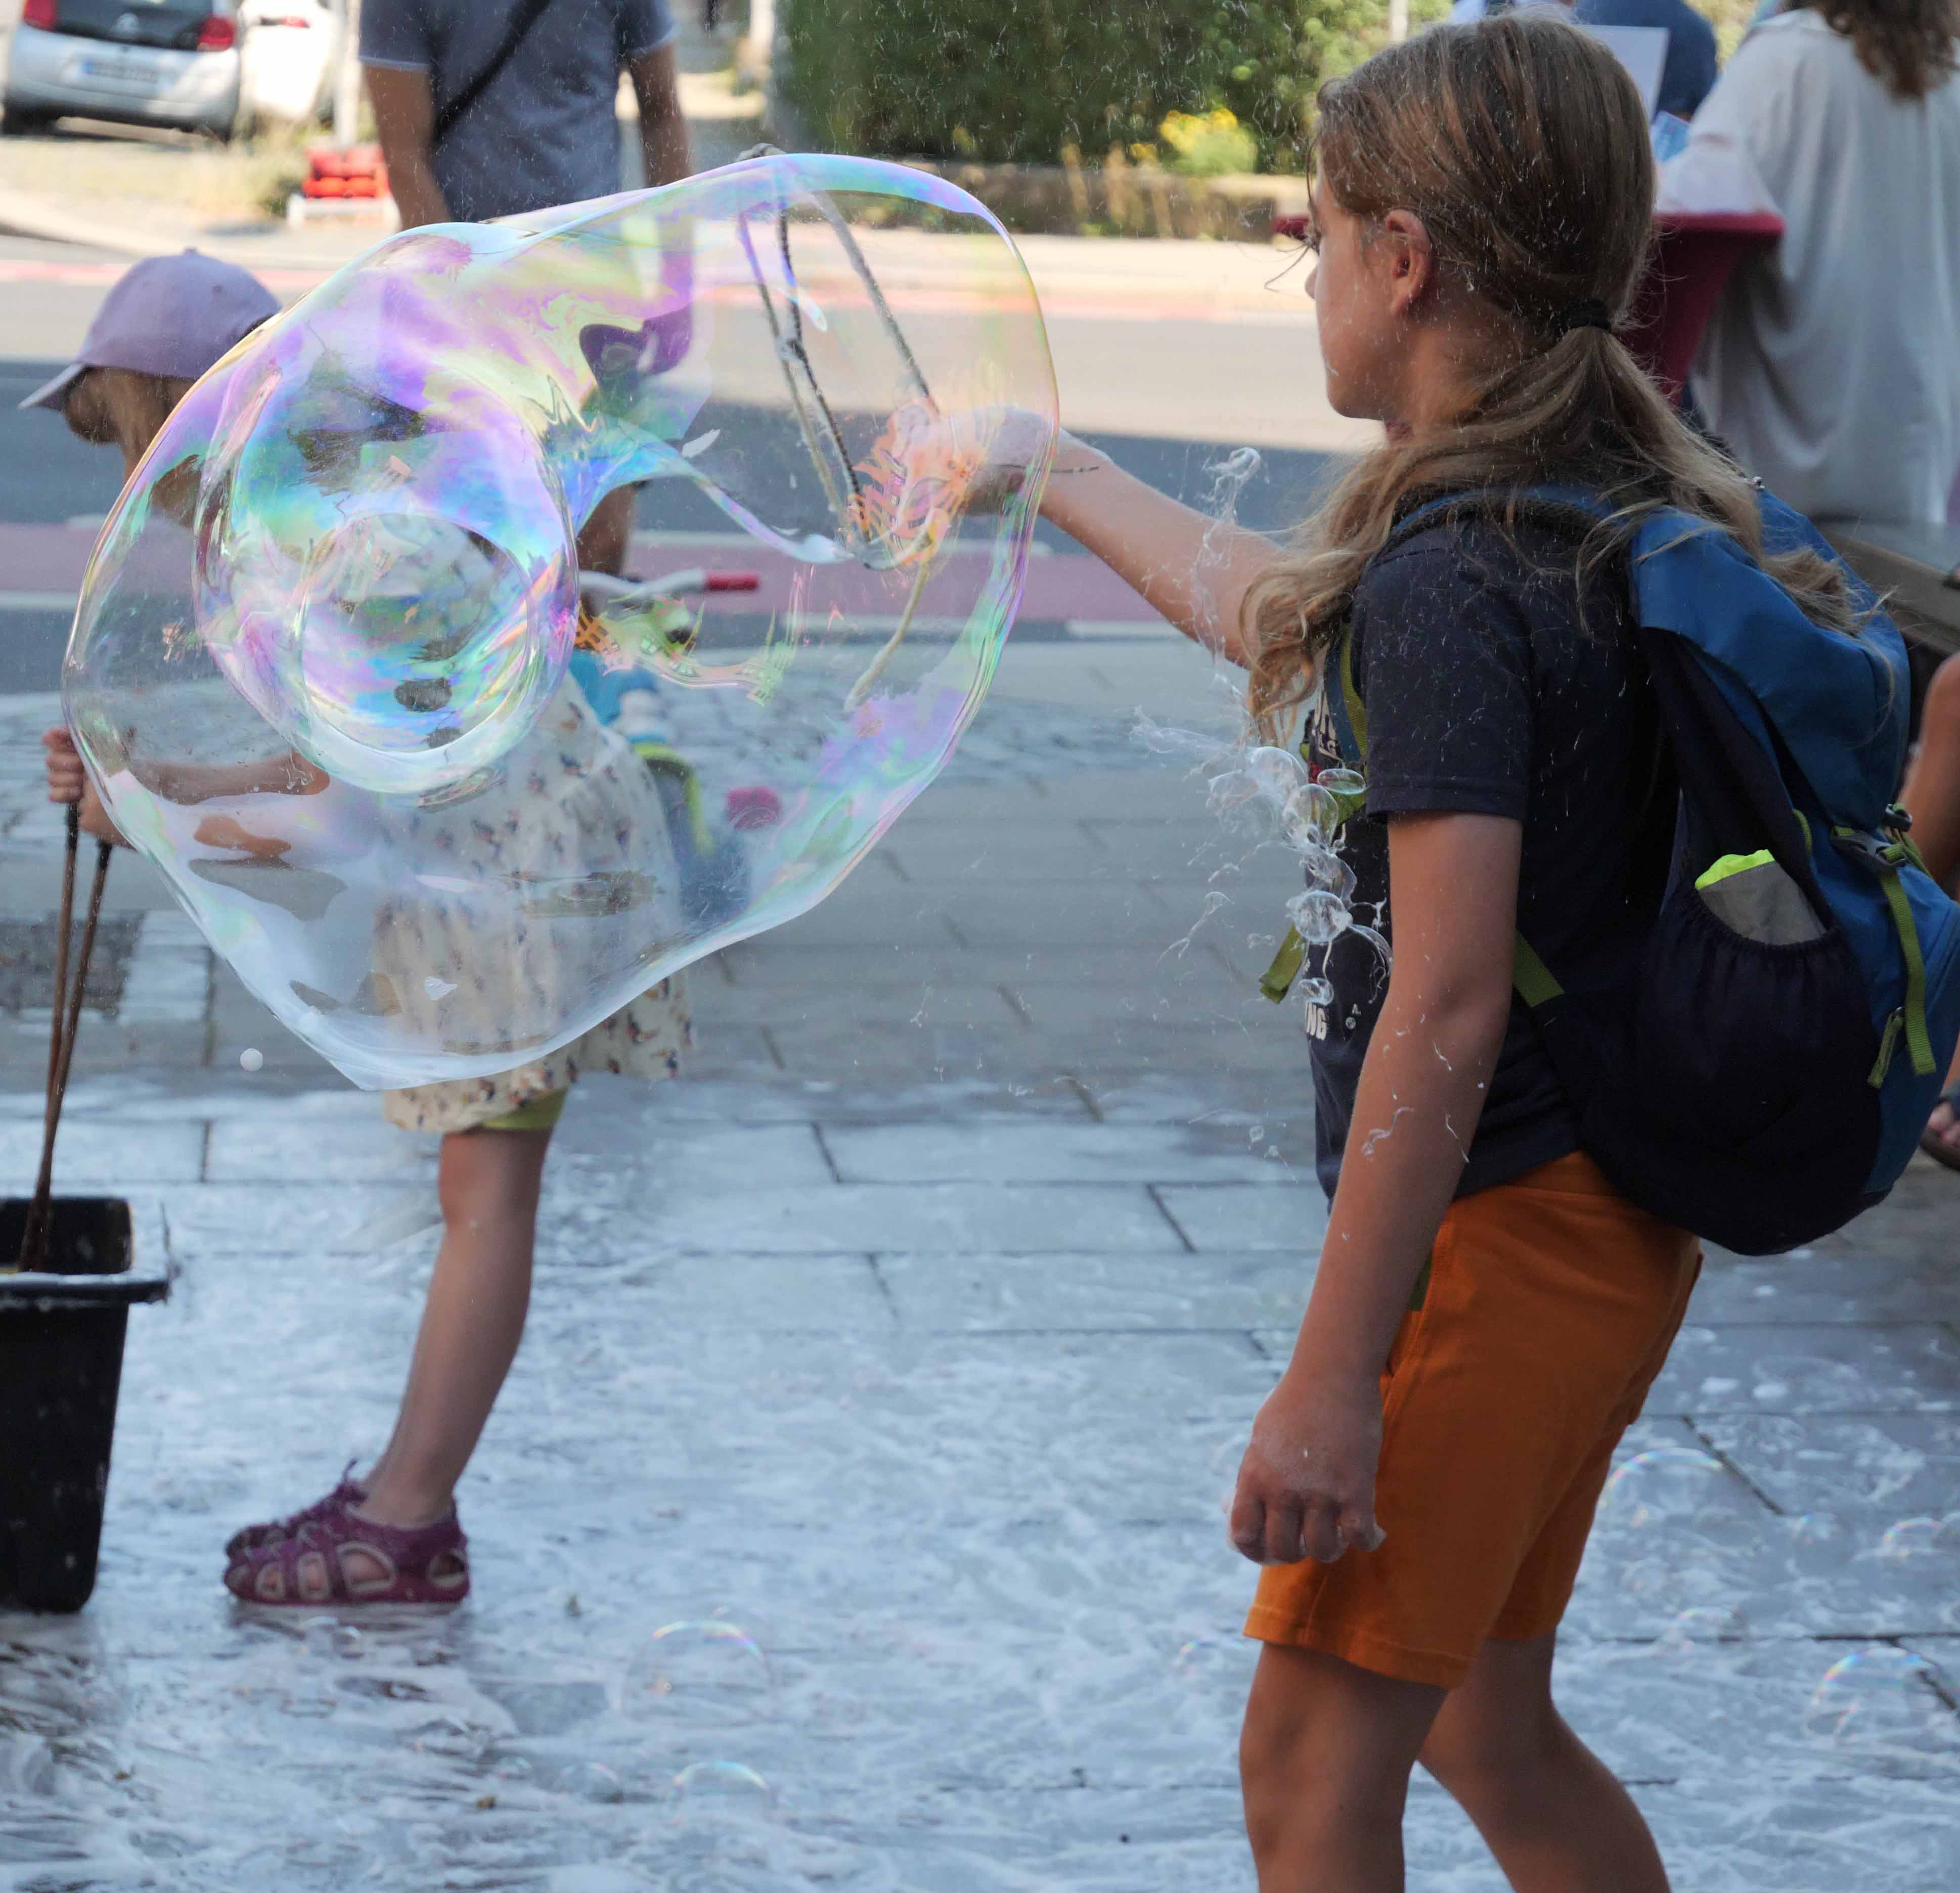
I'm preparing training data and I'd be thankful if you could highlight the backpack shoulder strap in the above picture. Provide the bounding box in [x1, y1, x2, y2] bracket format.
[434, 0, 560, 151]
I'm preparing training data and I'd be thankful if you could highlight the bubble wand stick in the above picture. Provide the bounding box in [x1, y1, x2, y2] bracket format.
[733, 152, 949, 709]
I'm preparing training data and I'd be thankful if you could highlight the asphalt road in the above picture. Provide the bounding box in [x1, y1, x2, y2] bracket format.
[0, 231, 1350, 690]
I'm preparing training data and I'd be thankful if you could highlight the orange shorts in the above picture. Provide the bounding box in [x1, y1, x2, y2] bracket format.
[1244, 1150, 1700, 1689]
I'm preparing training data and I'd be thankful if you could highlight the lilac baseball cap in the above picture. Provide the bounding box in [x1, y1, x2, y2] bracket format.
[19, 250, 280, 413]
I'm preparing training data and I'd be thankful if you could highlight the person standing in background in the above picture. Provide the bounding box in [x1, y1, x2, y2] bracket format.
[1576, 0, 1719, 116]
[361, 0, 691, 573]
[1669, 0, 1960, 527]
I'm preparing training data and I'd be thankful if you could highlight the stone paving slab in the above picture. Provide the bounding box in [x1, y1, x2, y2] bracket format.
[0, 1114, 204, 1185]
[1701, 1411, 1960, 1518]
[875, 1249, 1310, 1335]
[823, 1121, 1297, 1186]
[1648, 1321, 1960, 1415]
[1159, 1182, 1330, 1250]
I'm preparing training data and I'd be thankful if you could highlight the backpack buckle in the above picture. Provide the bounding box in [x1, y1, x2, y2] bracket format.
[1831, 827, 1892, 868]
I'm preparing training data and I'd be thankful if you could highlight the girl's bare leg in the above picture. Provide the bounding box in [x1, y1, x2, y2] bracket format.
[1239, 1644, 1442, 1892]
[1419, 1633, 1672, 1893]
[357, 1125, 554, 1535]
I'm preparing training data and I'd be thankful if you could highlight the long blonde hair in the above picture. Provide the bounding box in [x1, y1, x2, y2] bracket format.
[1245, 16, 1856, 737]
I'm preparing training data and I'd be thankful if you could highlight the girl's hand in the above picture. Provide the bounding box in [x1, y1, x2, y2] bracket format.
[1229, 1369, 1388, 1565]
[42, 727, 126, 848]
[887, 404, 1078, 516]
[949, 404, 1060, 512]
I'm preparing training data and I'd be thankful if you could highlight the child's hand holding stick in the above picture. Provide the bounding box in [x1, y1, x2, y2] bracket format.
[43, 726, 127, 848]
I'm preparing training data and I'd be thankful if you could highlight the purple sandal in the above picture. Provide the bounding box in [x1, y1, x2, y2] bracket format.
[224, 1462, 366, 1560]
[224, 1498, 470, 1608]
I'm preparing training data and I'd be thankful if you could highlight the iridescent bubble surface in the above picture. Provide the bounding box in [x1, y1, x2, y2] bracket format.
[620, 1620, 774, 1727]
[65, 154, 1056, 1086]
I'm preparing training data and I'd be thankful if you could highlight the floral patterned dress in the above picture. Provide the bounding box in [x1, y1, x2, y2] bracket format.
[380, 679, 691, 1135]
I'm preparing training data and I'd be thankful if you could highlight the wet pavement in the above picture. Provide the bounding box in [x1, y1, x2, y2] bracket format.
[0, 629, 1955, 1889]
[1, 146, 1956, 1883]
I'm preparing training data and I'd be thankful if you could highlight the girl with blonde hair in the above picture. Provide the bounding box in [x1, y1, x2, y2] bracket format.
[951, 15, 1870, 1886]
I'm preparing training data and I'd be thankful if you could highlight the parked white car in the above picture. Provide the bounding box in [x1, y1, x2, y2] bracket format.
[237, 0, 341, 128]
[2, 0, 339, 141]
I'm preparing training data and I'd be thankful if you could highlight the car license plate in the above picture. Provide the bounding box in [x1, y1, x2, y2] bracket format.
[80, 54, 166, 88]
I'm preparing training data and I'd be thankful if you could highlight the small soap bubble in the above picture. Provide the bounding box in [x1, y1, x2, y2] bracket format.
[1301, 977, 1334, 1006]
[239, 1048, 263, 1072]
[1806, 1648, 1960, 1769]
[1659, 1604, 1749, 1649]
[301, 1616, 342, 1659]
[1172, 1636, 1238, 1681]
[671, 1759, 778, 1810]
[5, 1737, 55, 1797]
[621, 1621, 774, 1727]
[565, 1761, 625, 1805]
[1596, 1447, 1732, 1530]
[1750, 1354, 1866, 1407]
[1286, 890, 1351, 946]
[1875, 1514, 1960, 1561]
[1620, 1557, 1680, 1605]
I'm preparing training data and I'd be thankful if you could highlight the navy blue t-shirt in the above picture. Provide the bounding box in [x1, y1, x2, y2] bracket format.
[1303, 516, 1674, 1201]
[1575, 0, 1720, 119]
[362, 0, 677, 222]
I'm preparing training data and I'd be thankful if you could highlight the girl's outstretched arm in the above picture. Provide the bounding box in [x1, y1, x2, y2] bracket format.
[988, 429, 1278, 674]
[1038, 434, 1281, 669]
[1230, 809, 1522, 1565]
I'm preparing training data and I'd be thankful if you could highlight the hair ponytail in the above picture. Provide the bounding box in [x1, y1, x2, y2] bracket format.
[1245, 15, 1859, 739]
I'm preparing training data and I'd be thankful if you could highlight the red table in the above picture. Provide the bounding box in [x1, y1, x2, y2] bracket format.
[1269, 207, 1783, 403]
[1623, 209, 1784, 401]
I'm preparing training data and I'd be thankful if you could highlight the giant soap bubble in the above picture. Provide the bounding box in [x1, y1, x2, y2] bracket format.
[64, 154, 1056, 1087]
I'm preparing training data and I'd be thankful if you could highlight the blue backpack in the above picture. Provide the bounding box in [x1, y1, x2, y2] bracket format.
[1290, 485, 1960, 1256]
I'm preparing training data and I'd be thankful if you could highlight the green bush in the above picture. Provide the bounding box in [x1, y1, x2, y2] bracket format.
[780, 1, 1451, 174]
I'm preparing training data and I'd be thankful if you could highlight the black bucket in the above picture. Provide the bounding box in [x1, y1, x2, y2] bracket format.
[0, 1198, 169, 1613]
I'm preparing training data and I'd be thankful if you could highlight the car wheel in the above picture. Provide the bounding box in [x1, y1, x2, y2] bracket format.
[0, 104, 54, 138]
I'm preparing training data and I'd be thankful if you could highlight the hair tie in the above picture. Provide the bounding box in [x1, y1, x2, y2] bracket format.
[1553, 298, 1613, 337]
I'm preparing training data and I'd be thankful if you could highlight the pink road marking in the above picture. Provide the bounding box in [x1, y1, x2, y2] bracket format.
[0, 521, 1165, 626]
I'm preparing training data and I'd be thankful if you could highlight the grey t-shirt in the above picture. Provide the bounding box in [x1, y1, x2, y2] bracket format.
[361, 0, 676, 223]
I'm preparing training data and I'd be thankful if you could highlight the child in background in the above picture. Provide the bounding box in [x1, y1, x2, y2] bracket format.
[36, 254, 691, 1610]
[956, 17, 1872, 1887]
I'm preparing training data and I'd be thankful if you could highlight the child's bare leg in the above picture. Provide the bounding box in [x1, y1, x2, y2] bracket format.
[358, 1125, 554, 1537]
[1240, 1643, 1443, 1892]
[1419, 1633, 1671, 1893]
